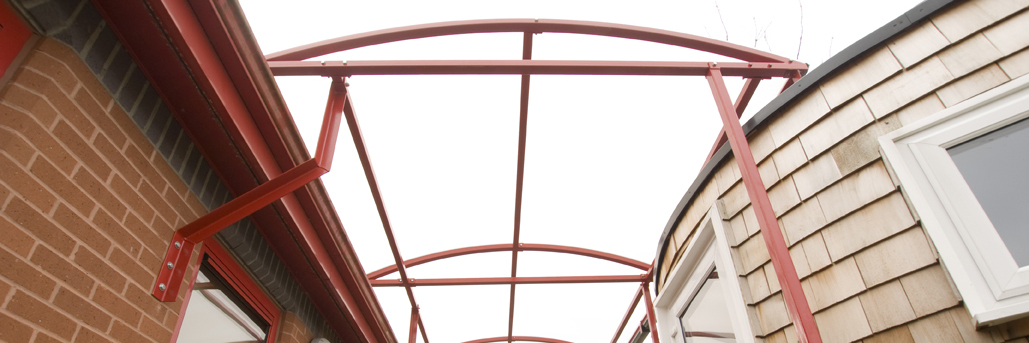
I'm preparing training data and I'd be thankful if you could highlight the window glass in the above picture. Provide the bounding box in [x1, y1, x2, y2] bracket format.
[176, 260, 270, 343]
[679, 268, 736, 342]
[948, 116, 1029, 267]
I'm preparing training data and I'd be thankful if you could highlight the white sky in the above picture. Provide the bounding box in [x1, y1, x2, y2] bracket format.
[237, 1, 922, 342]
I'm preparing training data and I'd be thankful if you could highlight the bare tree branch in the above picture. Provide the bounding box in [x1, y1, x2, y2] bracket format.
[796, 0, 804, 60]
[715, 0, 729, 41]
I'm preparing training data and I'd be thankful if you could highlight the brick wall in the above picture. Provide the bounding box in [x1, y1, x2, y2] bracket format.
[658, 0, 1029, 342]
[4, 0, 340, 341]
[0, 37, 204, 342]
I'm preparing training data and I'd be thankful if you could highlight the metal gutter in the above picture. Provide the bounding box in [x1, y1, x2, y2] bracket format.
[653, 0, 956, 293]
[89, 0, 396, 341]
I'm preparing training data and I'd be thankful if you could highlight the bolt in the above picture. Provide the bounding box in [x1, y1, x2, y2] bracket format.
[534, 18, 539, 22]
[174, 241, 181, 249]
[748, 63, 753, 67]
[166, 262, 174, 270]
[320, 61, 326, 65]
[345, 82, 350, 87]
[712, 62, 718, 67]
[342, 60, 347, 65]
[158, 283, 166, 291]
[768, 64, 773, 68]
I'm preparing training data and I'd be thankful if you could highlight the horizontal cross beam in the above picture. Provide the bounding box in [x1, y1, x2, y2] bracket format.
[370, 275, 648, 287]
[268, 60, 806, 78]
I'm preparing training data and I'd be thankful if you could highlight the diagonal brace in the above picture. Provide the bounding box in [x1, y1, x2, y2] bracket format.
[152, 77, 348, 301]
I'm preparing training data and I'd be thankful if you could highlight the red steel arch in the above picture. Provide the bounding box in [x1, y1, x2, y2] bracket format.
[155, 18, 817, 343]
[266, 18, 789, 63]
[463, 336, 574, 343]
[366, 243, 651, 280]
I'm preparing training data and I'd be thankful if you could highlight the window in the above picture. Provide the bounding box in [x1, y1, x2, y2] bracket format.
[879, 73, 1029, 325]
[654, 205, 754, 343]
[172, 240, 281, 343]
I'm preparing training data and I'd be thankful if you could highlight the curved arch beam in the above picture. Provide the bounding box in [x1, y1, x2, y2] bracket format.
[367, 243, 651, 280]
[267, 19, 789, 63]
[463, 336, 574, 343]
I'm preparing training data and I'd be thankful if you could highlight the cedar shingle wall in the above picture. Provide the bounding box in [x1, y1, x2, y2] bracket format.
[0, 38, 203, 342]
[659, 0, 1029, 342]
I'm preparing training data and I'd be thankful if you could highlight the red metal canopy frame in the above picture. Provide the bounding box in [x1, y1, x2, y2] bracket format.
[150, 19, 816, 343]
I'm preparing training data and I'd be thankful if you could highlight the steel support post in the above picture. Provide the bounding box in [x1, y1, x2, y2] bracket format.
[642, 283, 659, 343]
[151, 78, 347, 302]
[409, 308, 420, 343]
[342, 75, 430, 343]
[707, 68, 821, 343]
[610, 284, 644, 343]
[704, 77, 762, 164]
[508, 31, 533, 343]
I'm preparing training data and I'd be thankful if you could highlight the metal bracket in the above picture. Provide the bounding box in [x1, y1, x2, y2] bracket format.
[151, 78, 348, 302]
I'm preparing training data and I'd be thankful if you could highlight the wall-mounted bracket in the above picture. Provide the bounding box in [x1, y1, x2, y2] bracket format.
[152, 77, 348, 302]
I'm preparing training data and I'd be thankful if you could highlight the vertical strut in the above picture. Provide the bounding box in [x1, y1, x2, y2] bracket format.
[642, 283, 659, 343]
[707, 68, 821, 343]
[342, 80, 430, 343]
[508, 31, 533, 343]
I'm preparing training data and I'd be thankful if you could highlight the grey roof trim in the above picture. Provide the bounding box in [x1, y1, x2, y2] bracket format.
[654, 0, 956, 293]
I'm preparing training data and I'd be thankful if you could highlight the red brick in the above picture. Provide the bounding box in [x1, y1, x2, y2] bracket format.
[137, 249, 161, 277]
[0, 277, 11, 298]
[33, 332, 64, 343]
[71, 168, 126, 219]
[0, 103, 77, 174]
[105, 104, 145, 150]
[52, 287, 112, 330]
[35, 40, 111, 107]
[0, 216, 35, 258]
[0, 311, 34, 343]
[137, 181, 175, 224]
[109, 175, 154, 223]
[138, 314, 171, 343]
[0, 154, 57, 212]
[14, 69, 95, 137]
[6, 290, 77, 339]
[151, 155, 188, 199]
[1, 81, 59, 127]
[0, 246, 57, 297]
[92, 285, 142, 325]
[108, 247, 152, 287]
[5, 197, 74, 256]
[30, 246, 94, 294]
[52, 203, 110, 255]
[110, 319, 153, 343]
[53, 120, 111, 180]
[91, 209, 141, 255]
[72, 248, 126, 292]
[123, 284, 163, 320]
[0, 123, 41, 166]
[72, 327, 112, 343]
[124, 146, 168, 197]
[123, 214, 165, 256]
[93, 133, 140, 186]
[73, 90, 126, 147]
[22, 50, 78, 93]
[30, 157, 94, 215]
[164, 187, 199, 222]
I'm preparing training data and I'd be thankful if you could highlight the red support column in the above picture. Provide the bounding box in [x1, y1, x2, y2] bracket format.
[707, 67, 821, 343]
[610, 285, 644, 343]
[641, 283, 659, 343]
[409, 308, 420, 343]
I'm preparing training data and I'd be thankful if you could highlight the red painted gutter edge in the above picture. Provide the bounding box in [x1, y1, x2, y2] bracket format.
[89, 0, 396, 341]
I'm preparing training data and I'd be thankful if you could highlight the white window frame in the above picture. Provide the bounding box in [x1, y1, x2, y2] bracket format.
[654, 205, 755, 342]
[879, 73, 1029, 326]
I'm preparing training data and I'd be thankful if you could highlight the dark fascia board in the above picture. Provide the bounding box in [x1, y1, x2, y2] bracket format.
[653, 0, 956, 293]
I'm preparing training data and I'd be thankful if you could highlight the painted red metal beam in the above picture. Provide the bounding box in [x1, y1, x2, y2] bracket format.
[151, 78, 343, 301]
[408, 309, 419, 343]
[462, 336, 574, 343]
[342, 75, 429, 342]
[369, 275, 647, 287]
[641, 283, 659, 343]
[708, 68, 821, 343]
[609, 284, 644, 343]
[265, 19, 788, 63]
[268, 60, 806, 78]
[509, 31, 533, 343]
[366, 243, 651, 280]
[704, 77, 763, 164]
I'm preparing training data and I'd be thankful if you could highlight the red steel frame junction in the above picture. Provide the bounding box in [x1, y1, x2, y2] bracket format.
[148, 19, 817, 343]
